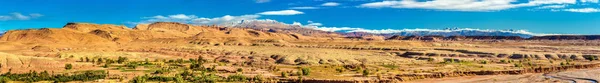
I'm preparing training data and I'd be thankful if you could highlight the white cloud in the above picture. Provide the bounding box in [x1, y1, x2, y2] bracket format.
[538, 5, 568, 9]
[168, 14, 196, 19]
[290, 6, 320, 9]
[307, 21, 323, 26]
[564, 8, 600, 13]
[131, 14, 261, 25]
[0, 12, 43, 21]
[581, 0, 599, 3]
[321, 2, 341, 6]
[257, 10, 304, 15]
[292, 21, 302, 26]
[254, 0, 270, 3]
[359, 0, 577, 11]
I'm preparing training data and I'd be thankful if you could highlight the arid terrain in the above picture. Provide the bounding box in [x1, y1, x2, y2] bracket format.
[0, 22, 599, 83]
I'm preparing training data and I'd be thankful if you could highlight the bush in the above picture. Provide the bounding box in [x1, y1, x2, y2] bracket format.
[281, 72, 288, 78]
[236, 68, 243, 73]
[301, 68, 311, 76]
[362, 70, 370, 77]
[227, 74, 247, 82]
[180, 71, 191, 79]
[65, 64, 73, 70]
[584, 56, 597, 61]
[480, 60, 488, 64]
[0, 70, 107, 82]
[175, 75, 186, 83]
[132, 76, 146, 83]
[146, 76, 174, 82]
[253, 74, 265, 82]
[126, 62, 139, 69]
[335, 68, 345, 73]
[192, 73, 219, 83]
[117, 56, 128, 64]
[153, 68, 169, 74]
[0, 76, 11, 83]
[102, 64, 109, 68]
[514, 63, 523, 67]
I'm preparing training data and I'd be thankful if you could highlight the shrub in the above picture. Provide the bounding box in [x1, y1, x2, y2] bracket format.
[281, 72, 288, 78]
[126, 62, 138, 69]
[584, 56, 597, 61]
[132, 76, 146, 83]
[480, 60, 488, 64]
[362, 70, 370, 77]
[153, 68, 169, 74]
[227, 74, 247, 82]
[117, 56, 128, 64]
[65, 64, 73, 70]
[189, 63, 204, 70]
[335, 68, 345, 73]
[180, 71, 191, 79]
[102, 64, 109, 68]
[193, 73, 220, 83]
[147, 76, 174, 82]
[236, 68, 243, 73]
[253, 74, 265, 82]
[97, 58, 103, 63]
[301, 68, 311, 76]
[514, 63, 523, 67]
[427, 58, 435, 62]
[0, 76, 11, 83]
[175, 75, 186, 83]
[0, 70, 107, 82]
[144, 58, 151, 65]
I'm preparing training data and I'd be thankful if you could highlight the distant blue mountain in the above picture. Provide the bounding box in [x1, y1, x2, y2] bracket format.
[376, 29, 536, 38]
[216, 20, 539, 38]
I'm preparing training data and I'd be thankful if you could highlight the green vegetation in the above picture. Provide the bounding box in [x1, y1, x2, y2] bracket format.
[500, 59, 508, 63]
[514, 63, 524, 67]
[281, 72, 288, 78]
[480, 60, 489, 64]
[65, 64, 73, 70]
[132, 71, 259, 83]
[584, 56, 597, 61]
[117, 56, 128, 64]
[0, 70, 106, 82]
[335, 68, 345, 73]
[301, 68, 311, 76]
[237, 68, 243, 73]
[362, 69, 370, 77]
[227, 74, 247, 82]
[132, 76, 146, 83]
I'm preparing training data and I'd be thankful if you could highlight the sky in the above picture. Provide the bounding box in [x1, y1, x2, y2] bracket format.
[1, 0, 600, 35]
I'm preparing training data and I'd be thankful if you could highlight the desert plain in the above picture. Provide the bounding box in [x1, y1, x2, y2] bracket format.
[0, 22, 599, 83]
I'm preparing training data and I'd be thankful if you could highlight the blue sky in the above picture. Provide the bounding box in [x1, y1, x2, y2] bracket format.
[1, 0, 600, 35]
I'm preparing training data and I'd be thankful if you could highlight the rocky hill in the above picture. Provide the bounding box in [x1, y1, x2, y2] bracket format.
[0, 22, 321, 47]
